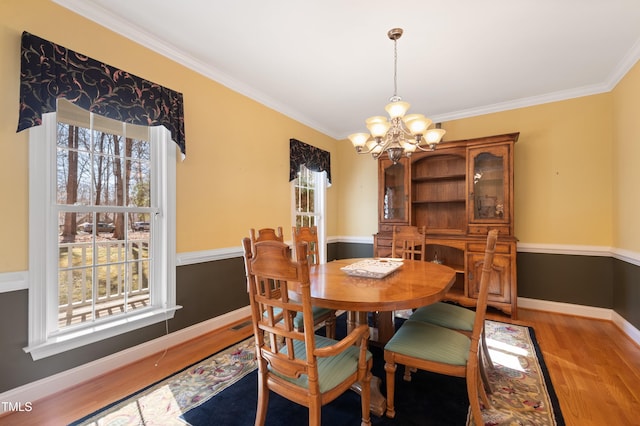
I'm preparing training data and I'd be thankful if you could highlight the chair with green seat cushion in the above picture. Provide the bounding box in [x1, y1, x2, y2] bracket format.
[383, 229, 498, 424]
[269, 305, 335, 336]
[242, 237, 372, 426]
[276, 334, 373, 393]
[385, 320, 471, 366]
[408, 282, 496, 386]
[292, 226, 337, 339]
[293, 306, 335, 335]
[409, 302, 475, 331]
[250, 226, 336, 339]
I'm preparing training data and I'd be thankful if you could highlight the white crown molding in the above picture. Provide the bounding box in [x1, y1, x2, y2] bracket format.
[51, 0, 334, 139]
[430, 82, 611, 125]
[607, 36, 640, 90]
[0, 306, 251, 413]
[53, 1, 640, 141]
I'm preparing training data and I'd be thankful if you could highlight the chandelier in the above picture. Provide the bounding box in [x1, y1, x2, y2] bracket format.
[348, 28, 446, 164]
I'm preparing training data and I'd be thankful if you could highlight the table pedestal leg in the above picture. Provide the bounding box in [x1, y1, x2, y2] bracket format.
[375, 311, 395, 345]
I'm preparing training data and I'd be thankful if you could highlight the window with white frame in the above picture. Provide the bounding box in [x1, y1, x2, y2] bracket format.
[25, 99, 178, 360]
[292, 164, 327, 263]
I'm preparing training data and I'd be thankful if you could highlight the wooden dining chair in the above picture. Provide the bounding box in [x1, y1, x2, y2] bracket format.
[407, 232, 500, 390]
[246, 228, 285, 292]
[292, 226, 337, 339]
[391, 225, 426, 260]
[383, 229, 498, 423]
[242, 237, 373, 426]
[250, 226, 284, 246]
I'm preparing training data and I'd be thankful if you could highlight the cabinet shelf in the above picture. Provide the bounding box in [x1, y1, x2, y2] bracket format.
[413, 174, 466, 182]
[413, 199, 465, 204]
[436, 262, 464, 273]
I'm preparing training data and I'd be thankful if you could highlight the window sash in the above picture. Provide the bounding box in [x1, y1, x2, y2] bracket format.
[292, 165, 327, 263]
[25, 112, 178, 361]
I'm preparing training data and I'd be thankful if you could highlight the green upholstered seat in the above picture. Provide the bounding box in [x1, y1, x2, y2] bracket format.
[409, 302, 475, 332]
[293, 307, 334, 330]
[274, 334, 372, 393]
[384, 319, 470, 366]
[269, 307, 334, 331]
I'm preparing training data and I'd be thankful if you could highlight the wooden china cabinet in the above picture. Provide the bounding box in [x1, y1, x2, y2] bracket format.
[373, 132, 519, 318]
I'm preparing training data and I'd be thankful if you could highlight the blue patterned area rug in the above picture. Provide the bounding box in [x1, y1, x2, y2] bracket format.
[70, 315, 564, 426]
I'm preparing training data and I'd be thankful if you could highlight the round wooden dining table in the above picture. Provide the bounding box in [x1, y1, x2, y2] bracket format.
[304, 257, 456, 416]
[308, 258, 457, 312]
[306, 258, 456, 346]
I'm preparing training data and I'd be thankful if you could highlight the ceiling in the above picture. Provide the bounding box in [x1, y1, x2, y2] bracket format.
[55, 0, 640, 140]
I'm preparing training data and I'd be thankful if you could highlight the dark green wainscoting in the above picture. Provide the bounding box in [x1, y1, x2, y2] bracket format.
[516, 252, 613, 308]
[2, 242, 638, 395]
[327, 241, 373, 261]
[613, 257, 640, 328]
[175, 256, 248, 327]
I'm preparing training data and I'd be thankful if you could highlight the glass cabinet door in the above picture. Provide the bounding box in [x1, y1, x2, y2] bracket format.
[379, 157, 409, 223]
[468, 144, 510, 223]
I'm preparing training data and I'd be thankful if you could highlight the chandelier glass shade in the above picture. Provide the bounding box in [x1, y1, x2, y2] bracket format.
[348, 28, 445, 164]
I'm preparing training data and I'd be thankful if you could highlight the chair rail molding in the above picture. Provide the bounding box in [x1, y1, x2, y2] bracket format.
[3, 240, 640, 291]
[0, 271, 28, 293]
[5, 241, 640, 293]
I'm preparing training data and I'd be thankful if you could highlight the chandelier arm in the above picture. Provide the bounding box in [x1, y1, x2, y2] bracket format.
[414, 143, 437, 152]
[354, 138, 386, 155]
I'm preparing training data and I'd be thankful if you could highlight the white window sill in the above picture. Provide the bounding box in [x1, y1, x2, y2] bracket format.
[23, 305, 181, 361]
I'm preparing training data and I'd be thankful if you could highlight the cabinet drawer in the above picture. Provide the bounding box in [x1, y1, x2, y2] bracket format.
[467, 242, 511, 254]
[379, 223, 411, 232]
[468, 225, 510, 237]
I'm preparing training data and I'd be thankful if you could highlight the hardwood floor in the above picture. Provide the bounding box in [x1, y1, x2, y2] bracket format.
[1, 309, 639, 426]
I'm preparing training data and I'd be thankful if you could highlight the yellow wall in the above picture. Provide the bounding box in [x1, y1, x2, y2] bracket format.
[337, 94, 615, 246]
[612, 60, 640, 252]
[443, 95, 614, 246]
[334, 141, 379, 238]
[0, 0, 338, 272]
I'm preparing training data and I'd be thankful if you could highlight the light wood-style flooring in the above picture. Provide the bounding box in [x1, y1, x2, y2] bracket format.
[1, 309, 639, 426]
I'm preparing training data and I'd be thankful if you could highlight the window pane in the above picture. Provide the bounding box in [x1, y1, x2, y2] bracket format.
[58, 266, 94, 327]
[126, 142, 151, 208]
[55, 100, 153, 331]
[294, 165, 321, 230]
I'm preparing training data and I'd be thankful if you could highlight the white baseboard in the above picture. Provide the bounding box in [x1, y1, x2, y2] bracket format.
[0, 306, 251, 413]
[612, 311, 640, 345]
[518, 297, 640, 346]
[1, 293, 639, 412]
[517, 297, 613, 320]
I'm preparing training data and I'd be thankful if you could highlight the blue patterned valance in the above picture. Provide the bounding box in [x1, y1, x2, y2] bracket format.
[17, 31, 186, 156]
[289, 139, 331, 184]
